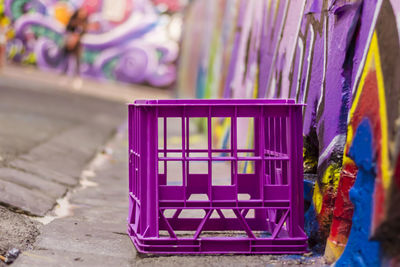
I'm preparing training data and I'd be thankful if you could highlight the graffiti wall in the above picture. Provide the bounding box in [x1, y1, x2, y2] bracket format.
[1, 0, 185, 87]
[178, 0, 400, 265]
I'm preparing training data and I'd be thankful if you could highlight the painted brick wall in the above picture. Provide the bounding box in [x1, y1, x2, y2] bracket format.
[178, 0, 400, 264]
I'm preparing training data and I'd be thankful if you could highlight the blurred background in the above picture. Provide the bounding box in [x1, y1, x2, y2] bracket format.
[0, 0, 186, 88]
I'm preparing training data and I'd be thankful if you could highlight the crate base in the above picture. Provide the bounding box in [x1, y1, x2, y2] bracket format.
[128, 224, 308, 254]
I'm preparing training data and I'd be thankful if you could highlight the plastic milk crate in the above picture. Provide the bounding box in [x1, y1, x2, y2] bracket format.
[128, 99, 307, 254]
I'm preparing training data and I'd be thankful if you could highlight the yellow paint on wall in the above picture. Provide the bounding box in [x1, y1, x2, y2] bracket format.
[322, 165, 341, 188]
[347, 32, 390, 190]
[373, 34, 391, 191]
[313, 181, 323, 214]
[325, 239, 346, 264]
[312, 165, 341, 215]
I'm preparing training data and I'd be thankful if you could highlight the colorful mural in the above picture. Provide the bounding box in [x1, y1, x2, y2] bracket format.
[178, 0, 400, 264]
[2, 0, 184, 87]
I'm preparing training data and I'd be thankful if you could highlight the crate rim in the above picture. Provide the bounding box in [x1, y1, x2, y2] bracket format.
[132, 99, 305, 107]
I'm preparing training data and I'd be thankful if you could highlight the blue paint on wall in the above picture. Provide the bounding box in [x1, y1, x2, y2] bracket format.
[303, 179, 323, 253]
[304, 202, 323, 253]
[303, 179, 315, 237]
[336, 118, 380, 266]
[304, 180, 314, 203]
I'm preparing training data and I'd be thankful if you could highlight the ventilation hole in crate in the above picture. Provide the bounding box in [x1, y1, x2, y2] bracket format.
[163, 209, 178, 218]
[266, 209, 276, 222]
[158, 161, 164, 174]
[244, 209, 255, 218]
[212, 161, 232, 185]
[275, 168, 283, 184]
[158, 230, 170, 237]
[188, 194, 209, 201]
[281, 161, 288, 184]
[238, 193, 251, 200]
[274, 117, 282, 154]
[159, 230, 201, 239]
[178, 209, 205, 218]
[258, 231, 272, 238]
[238, 161, 255, 174]
[188, 161, 208, 174]
[189, 117, 207, 148]
[174, 231, 197, 238]
[220, 209, 236, 218]
[158, 117, 165, 149]
[166, 161, 183, 185]
[265, 162, 274, 184]
[188, 152, 208, 158]
[266, 208, 288, 225]
[166, 152, 182, 158]
[211, 117, 231, 152]
[237, 117, 254, 150]
[210, 210, 221, 218]
[167, 117, 182, 149]
[200, 231, 248, 238]
[212, 152, 231, 157]
[237, 152, 255, 157]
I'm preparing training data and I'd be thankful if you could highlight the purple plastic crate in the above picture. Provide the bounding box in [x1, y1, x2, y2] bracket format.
[128, 99, 307, 254]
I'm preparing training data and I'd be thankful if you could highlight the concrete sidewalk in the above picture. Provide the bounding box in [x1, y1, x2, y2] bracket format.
[13, 121, 323, 266]
[0, 65, 169, 217]
[14, 124, 135, 266]
[0, 65, 168, 262]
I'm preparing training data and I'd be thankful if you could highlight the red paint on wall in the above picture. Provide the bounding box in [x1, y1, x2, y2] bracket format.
[317, 185, 337, 240]
[328, 162, 357, 245]
[346, 70, 386, 231]
[327, 68, 387, 248]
